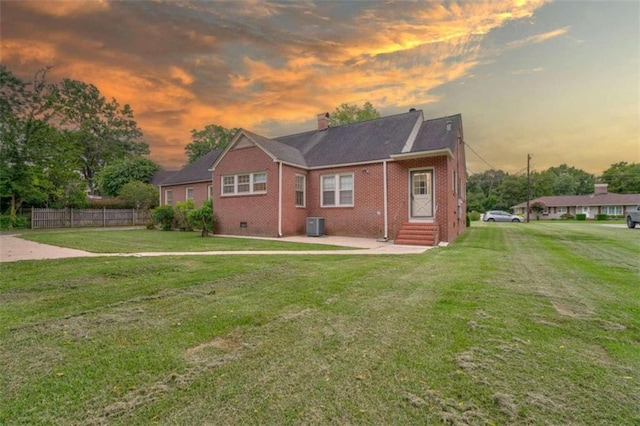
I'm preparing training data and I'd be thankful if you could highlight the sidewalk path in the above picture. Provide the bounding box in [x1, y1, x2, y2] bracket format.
[0, 234, 430, 263]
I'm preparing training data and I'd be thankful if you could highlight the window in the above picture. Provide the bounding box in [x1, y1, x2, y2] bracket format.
[321, 173, 353, 207]
[295, 174, 305, 207]
[208, 185, 213, 200]
[223, 176, 235, 194]
[237, 174, 250, 193]
[165, 189, 173, 205]
[221, 172, 268, 196]
[452, 169, 456, 194]
[601, 205, 622, 215]
[186, 187, 194, 201]
[557, 206, 567, 214]
[253, 172, 267, 192]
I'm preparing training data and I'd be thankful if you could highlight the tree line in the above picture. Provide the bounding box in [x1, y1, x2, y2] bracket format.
[1, 65, 159, 215]
[467, 162, 640, 213]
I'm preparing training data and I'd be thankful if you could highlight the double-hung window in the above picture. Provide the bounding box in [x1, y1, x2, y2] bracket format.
[295, 174, 305, 207]
[165, 190, 173, 205]
[186, 187, 194, 201]
[221, 172, 267, 196]
[321, 173, 353, 207]
[602, 205, 622, 215]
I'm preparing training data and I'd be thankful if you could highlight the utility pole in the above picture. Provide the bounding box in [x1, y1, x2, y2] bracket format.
[526, 154, 531, 223]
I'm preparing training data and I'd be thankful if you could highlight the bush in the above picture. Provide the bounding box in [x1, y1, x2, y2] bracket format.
[86, 198, 130, 209]
[560, 213, 575, 220]
[465, 214, 471, 227]
[152, 205, 175, 231]
[118, 181, 159, 209]
[0, 213, 29, 230]
[595, 214, 608, 221]
[187, 202, 216, 236]
[173, 200, 195, 231]
[576, 213, 587, 221]
[468, 211, 481, 221]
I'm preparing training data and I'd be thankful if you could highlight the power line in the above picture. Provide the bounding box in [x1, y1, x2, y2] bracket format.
[464, 140, 498, 171]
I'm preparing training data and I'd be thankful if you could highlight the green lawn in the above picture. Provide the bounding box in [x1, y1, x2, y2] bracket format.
[18, 229, 354, 252]
[1, 223, 638, 424]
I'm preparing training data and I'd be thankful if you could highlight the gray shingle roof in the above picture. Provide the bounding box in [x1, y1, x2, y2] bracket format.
[275, 110, 432, 167]
[512, 193, 640, 208]
[150, 170, 177, 186]
[202, 110, 463, 180]
[243, 130, 308, 167]
[413, 114, 462, 153]
[161, 149, 223, 186]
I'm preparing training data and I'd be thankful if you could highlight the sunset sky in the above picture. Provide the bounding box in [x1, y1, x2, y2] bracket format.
[2, 0, 638, 174]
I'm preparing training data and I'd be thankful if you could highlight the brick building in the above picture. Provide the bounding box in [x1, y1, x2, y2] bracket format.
[210, 110, 467, 246]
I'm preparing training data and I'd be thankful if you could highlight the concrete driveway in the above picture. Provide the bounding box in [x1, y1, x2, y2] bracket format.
[0, 233, 431, 263]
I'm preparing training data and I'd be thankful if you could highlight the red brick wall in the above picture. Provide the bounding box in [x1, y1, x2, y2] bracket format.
[281, 165, 309, 235]
[213, 146, 280, 236]
[306, 163, 386, 238]
[159, 182, 211, 207]
[211, 144, 467, 243]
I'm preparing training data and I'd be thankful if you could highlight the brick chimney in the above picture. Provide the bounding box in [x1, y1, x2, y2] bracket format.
[317, 112, 329, 131]
[594, 183, 608, 195]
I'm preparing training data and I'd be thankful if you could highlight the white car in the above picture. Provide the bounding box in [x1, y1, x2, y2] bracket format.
[482, 210, 524, 223]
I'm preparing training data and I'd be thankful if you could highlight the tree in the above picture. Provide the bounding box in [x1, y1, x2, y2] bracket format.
[538, 164, 595, 195]
[328, 101, 380, 127]
[118, 181, 159, 209]
[96, 156, 161, 197]
[600, 162, 640, 193]
[0, 66, 83, 213]
[185, 124, 237, 164]
[51, 79, 148, 194]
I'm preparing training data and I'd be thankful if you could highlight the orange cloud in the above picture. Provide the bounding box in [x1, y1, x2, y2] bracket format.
[19, 1, 110, 17]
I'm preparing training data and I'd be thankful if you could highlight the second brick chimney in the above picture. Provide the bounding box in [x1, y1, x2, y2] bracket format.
[317, 112, 329, 131]
[594, 183, 608, 195]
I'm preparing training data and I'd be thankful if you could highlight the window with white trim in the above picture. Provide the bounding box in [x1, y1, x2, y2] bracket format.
[207, 185, 213, 200]
[321, 173, 353, 207]
[186, 187, 194, 201]
[601, 205, 622, 215]
[165, 189, 173, 205]
[221, 172, 268, 196]
[557, 206, 567, 214]
[295, 174, 305, 207]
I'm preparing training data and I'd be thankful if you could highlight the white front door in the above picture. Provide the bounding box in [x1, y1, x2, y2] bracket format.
[410, 170, 433, 218]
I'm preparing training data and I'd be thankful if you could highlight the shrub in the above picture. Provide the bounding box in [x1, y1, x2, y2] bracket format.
[86, 197, 130, 209]
[152, 205, 175, 231]
[468, 211, 481, 221]
[0, 214, 29, 229]
[466, 214, 471, 228]
[173, 200, 195, 231]
[187, 202, 216, 236]
[595, 214, 608, 221]
[145, 218, 156, 230]
[576, 213, 587, 221]
[118, 181, 159, 209]
[560, 213, 575, 220]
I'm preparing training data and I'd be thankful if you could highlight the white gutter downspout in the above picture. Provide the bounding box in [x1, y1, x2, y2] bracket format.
[383, 160, 389, 240]
[278, 161, 283, 237]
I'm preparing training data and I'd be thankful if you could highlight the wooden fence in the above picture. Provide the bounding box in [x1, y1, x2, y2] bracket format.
[31, 208, 151, 229]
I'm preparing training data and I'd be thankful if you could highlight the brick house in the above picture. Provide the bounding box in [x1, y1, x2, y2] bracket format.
[211, 109, 467, 246]
[512, 184, 640, 219]
[158, 149, 222, 206]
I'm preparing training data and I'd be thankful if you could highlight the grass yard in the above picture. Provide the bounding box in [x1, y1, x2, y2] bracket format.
[18, 229, 354, 252]
[1, 223, 638, 424]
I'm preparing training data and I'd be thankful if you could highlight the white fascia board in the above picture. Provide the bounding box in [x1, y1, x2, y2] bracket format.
[390, 148, 453, 161]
